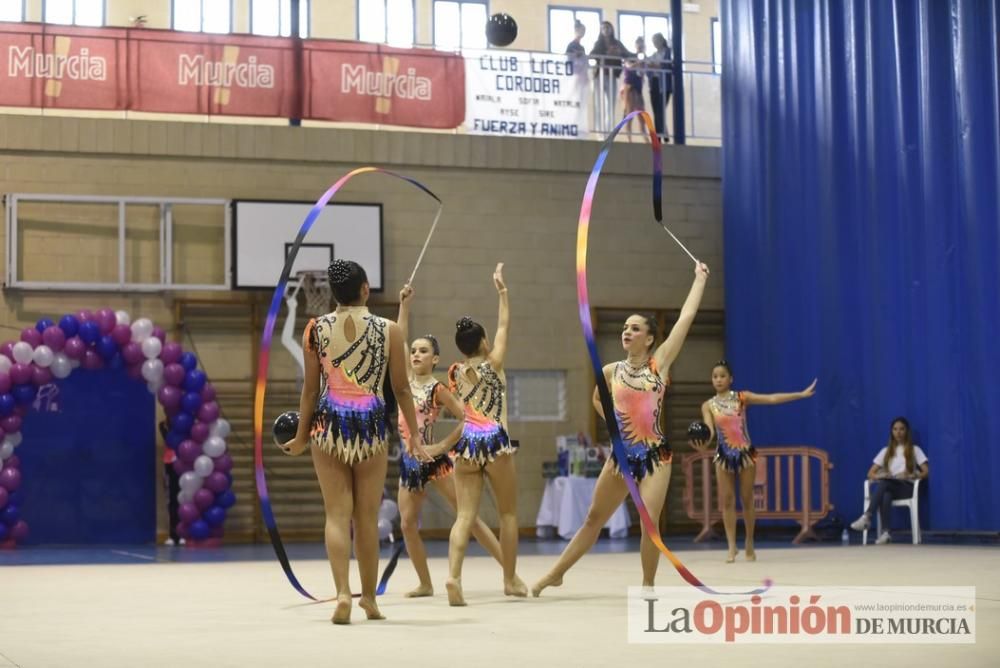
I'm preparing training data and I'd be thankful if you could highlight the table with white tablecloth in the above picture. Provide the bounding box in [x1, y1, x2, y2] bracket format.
[535, 476, 631, 539]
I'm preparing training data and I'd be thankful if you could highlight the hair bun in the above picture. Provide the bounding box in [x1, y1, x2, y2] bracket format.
[328, 259, 352, 285]
[456, 317, 475, 332]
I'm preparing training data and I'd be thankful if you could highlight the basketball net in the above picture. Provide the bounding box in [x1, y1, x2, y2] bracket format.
[298, 271, 331, 316]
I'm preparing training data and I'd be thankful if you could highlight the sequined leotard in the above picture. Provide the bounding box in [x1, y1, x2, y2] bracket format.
[449, 360, 517, 465]
[304, 307, 389, 464]
[709, 390, 755, 472]
[397, 378, 454, 491]
[609, 358, 672, 480]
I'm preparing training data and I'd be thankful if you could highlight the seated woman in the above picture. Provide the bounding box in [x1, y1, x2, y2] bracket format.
[850, 417, 928, 544]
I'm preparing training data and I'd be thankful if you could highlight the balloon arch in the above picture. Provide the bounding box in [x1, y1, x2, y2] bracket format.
[0, 308, 236, 547]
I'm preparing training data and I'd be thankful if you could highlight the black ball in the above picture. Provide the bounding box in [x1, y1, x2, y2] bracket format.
[486, 13, 518, 47]
[272, 411, 300, 447]
[687, 421, 711, 442]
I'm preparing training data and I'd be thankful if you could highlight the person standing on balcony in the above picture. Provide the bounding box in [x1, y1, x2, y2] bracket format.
[690, 362, 817, 563]
[566, 21, 592, 132]
[647, 33, 673, 143]
[590, 22, 630, 132]
[622, 38, 649, 143]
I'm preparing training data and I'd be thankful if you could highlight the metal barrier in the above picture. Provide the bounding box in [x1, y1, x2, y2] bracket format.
[682, 446, 835, 543]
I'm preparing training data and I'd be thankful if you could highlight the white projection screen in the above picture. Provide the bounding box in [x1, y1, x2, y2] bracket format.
[231, 200, 383, 290]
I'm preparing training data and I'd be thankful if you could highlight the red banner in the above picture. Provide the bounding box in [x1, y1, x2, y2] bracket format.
[303, 41, 465, 129]
[0, 22, 464, 128]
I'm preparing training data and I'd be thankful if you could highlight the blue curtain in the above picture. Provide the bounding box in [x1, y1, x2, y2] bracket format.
[721, 0, 1000, 530]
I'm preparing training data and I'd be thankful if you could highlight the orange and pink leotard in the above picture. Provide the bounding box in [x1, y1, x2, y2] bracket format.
[709, 390, 755, 472]
[609, 358, 672, 480]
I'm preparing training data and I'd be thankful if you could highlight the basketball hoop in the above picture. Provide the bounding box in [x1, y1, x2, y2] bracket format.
[296, 271, 331, 316]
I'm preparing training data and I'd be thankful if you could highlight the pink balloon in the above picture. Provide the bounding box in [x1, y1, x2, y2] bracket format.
[177, 440, 201, 463]
[12, 405, 26, 417]
[160, 343, 183, 365]
[213, 453, 233, 473]
[63, 336, 86, 360]
[152, 326, 166, 343]
[177, 521, 191, 539]
[5, 454, 19, 469]
[0, 372, 10, 394]
[194, 488, 215, 510]
[20, 327, 42, 347]
[0, 467, 21, 491]
[158, 385, 183, 411]
[82, 350, 104, 370]
[190, 421, 210, 444]
[178, 503, 201, 523]
[10, 519, 28, 541]
[200, 383, 217, 402]
[1, 416, 21, 434]
[197, 401, 220, 423]
[172, 458, 191, 475]
[76, 310, 94, 323]
[0, 342, 14, 359]
[125, 363, 143, 380]
[10, 364, 32, 385]
[111, 324, 132, 346]
[205, 472, 229, 493]
[96, 309, 117, 335]
[163, 363, 185, 386]
[41, 325, 66, 352]
[0, 486, 8, 509]
[32, 366, 52, 386]
[122, 342, 144, 364]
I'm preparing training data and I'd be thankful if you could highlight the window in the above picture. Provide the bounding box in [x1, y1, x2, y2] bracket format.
[618, 11, 670, 56]
[252, 0, 309, 37]
[358, 0, 414, 47]
[44, 0, 104, 26]
[508, 371, 567, 422]
[173, 0, 231, 34]
[548, 6, 600, 55]
[0, 1, 25, 21]
[433, 0, 487, 51]
[712, 17, 722, 73]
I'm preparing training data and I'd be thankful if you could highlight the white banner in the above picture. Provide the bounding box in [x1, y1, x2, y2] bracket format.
[464, 51, 590, 139]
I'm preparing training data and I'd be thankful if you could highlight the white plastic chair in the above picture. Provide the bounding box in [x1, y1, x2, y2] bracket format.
[862, 478, 921, 544]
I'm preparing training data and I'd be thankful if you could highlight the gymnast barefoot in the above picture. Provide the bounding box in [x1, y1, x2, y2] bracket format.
[532, 261, 709, 597]
[395, 284, 509, 598]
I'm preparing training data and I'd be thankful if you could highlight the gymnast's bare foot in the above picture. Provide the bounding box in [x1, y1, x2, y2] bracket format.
[446, 578, 466, 606]
[359, 596, 385, 620]
[332, 594, 352, 625]
[504, 574, 528, 597]
[745, 547, 757, 562]
[725, 549, 737, 563]
[530, 573, 563, 597]
[405, 583, 434, 598]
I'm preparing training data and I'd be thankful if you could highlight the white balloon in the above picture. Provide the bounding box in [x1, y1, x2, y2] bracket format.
[178, 489, 194, 505]
[209, 418, 231, 439]
[0, 441, 12, 460]
[32, 345, 54, 368]
[141, 336, 162, 360]
[147, 379, 164, 394]
[115, 310, 131, 326]
[4, 432, 22, 448]
[51, 354, 72, 379]
[377, 518, 393, 540]
[70, 359, 81, 369]
[379, 499, 399, 522]
[130, 318, 154, 342]
[141, 359, 164, 382]
[193, 455, 214, 477]
[179, 471, 203, 491]
[0, 356, 11, 373]
[202, 436, 227, 458]
[12, 341, 33, 365]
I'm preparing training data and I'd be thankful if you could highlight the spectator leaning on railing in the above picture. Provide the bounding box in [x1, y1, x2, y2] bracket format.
[647, 33, 673, 142]
[590, 21, 631, 130]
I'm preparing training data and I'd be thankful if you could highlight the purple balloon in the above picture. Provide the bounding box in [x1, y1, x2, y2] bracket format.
[0, 373, 10, 394]
[41, 326, 66, 352]
[111, 323, 132, 346]
[0, 342, 14, 360]
[63, 336, 86, 360]
[1, 416, 22, 433]
[173, 458, 192, 475]
[20, 327, 42, 347]
[205, 472, 229, 493]
[76, 310, 94, 323]
[5, 455, 19, 470]
[10, 519, 28, 541]
[190, 421, 210, 444]
[189, 519, 210, 540]
[158, 385, 183, 411]
[177, 521, 191, 539]
[160, 343, 183, 365]
[96, 309, 117, 335]
[82, 350, 104, 370]
[177, 440, 201, 463]
[197, 401, 219, 423]
[10, 364, 32, 385]
[122, 342, 144, 364]
[201, 384, 217, 402]
[194, 488, 215, 511]
[126, 363, 143, 380]
[0, 486, 7, 509]
[0, 467, 21, 491]
[152, 326, 166, 343]
[213, 453, 233, 473]
[163, 363, 185, 387]
[32, 366, 52, 386]
[178, 502, 201, 523]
